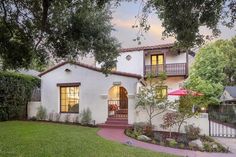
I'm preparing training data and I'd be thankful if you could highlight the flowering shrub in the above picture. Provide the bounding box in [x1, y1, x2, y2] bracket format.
[109, 104, 118, 111]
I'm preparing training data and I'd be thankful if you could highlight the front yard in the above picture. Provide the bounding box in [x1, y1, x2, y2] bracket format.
[0, 121, 177, 157]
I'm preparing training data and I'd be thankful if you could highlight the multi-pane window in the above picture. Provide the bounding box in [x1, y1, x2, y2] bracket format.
[151, 54, 164, 65]
[60, 85, 79, 113]
[156, 86, 167, 99]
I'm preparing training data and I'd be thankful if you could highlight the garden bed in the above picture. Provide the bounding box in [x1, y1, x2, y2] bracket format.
[125, 124, 229, 153]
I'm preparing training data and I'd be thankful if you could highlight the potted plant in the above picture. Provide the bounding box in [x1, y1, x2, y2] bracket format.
[108, 104, 118, 116]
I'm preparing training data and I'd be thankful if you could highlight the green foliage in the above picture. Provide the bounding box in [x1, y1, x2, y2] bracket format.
[186, 37, 236, 105]
[160, 112, 178, 138]
[0, 72, 40, 121]
[153, 132, 164, 143]
[176, 134, 189, 145]
[0, 121, 178, 157]
[184, 125, 200, 141]
[168, 139, 177, 148]
[81, 108, 92, 125]
[208, 104, 236, 125]
[0, 0, 119, 72]
[36, 106, 47, 120]
[136, 73, 176, 126]
[136, 0, 235, 48]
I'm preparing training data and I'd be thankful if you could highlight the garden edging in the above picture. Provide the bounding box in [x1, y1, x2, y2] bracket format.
[97, 128, 236, 157]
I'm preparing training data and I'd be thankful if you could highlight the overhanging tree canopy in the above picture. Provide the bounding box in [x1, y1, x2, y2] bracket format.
[0, 0, 119, 72]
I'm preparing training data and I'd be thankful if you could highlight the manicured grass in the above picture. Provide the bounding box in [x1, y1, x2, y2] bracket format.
[0, 121, 178, 157]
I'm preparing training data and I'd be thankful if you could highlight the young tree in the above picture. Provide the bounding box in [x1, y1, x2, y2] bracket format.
[136, 72, 176, 127]
[160, 112, 178, 138]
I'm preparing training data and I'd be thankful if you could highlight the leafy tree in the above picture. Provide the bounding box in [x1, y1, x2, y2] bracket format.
[160, 112, 178, 137]
[186, 37, 236, 105]
[0, 0, 119, 72]
[136, 73, 176, 127]
[133, 0, 235, 48]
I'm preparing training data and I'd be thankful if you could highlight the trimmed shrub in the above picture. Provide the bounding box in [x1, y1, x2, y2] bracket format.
[0, 71, 40, 121]
[185, 125, 200, 140]
[81, 108, 92, 125]
[36, 106, 47, 120]
[168, 139, 177, 147]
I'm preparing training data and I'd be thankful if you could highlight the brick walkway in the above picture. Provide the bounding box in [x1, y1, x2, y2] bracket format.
[97, 128, 236, 157]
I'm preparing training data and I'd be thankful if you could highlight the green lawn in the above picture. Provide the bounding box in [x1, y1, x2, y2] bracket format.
[0, 121, 178, 157]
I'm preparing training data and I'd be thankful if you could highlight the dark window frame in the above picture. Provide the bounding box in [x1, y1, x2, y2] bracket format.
[58, 82, 80, 113]
[156, 86, 168, 99]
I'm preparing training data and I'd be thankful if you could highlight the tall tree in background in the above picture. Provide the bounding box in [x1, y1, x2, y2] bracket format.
[0, 0, 119, 72]
[186, 36, 236, 105]
[134, 0, 236, 48]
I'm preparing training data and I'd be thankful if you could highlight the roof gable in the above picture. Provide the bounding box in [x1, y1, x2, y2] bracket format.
[119, 43, 174, 53]
[225, 86, 236, 98]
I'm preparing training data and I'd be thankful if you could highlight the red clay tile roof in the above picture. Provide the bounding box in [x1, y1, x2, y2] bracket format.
[38, 61, 142, 79]
[119, 43, 175, 53]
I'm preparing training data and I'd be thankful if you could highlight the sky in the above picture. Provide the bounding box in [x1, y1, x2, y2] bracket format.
[111, 1, 236, 48]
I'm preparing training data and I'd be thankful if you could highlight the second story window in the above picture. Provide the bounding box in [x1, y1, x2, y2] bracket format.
[151, 54, 164, 65]
[156, 86, 167, 99]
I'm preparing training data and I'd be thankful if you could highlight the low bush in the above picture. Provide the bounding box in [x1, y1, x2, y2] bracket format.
[178, 143, 185, 149]
[73, 115, 79, 123]
[185, 125, 200, 141]
[54, 113, 61, 122]
[203, 142, 212, 152]
[133, 122, 147, 133]
[29, 116, 37, 121]
[153, 132, 164, 143]
[36, 106, 47, 120]
[64, 114, 70, 123]
[176, 134, 189, 145]
[48, 112, 54, 121]
[168, 139, 177, 147]
[81, 108, 92, 125]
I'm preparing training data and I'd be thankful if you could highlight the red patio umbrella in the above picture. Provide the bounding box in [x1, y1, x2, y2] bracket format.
[168, 88, 203, 96]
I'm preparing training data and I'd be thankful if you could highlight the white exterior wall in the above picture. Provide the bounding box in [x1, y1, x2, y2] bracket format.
[135, 109, 209, 135]
[116, 51, 144, 76]
[145, 52, 187, 65]
[39, 63, 138, 124]
[27, 101, 41, 118]
[166, 52, 187, 64]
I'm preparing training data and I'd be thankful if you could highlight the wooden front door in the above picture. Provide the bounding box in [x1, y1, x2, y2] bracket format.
[119, 87, 128, 109]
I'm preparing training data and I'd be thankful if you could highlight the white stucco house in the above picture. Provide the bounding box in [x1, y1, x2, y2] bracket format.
[28, 43, 209, 135]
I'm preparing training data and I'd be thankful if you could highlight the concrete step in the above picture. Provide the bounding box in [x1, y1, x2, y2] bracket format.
[105, 120, 128, 125]
[98, 123, 131, 129]
[115, 109, 128, 114]
[107, 117, 128, 121]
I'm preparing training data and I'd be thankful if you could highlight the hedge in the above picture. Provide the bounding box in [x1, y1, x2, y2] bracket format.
[0, 71, 40, 121]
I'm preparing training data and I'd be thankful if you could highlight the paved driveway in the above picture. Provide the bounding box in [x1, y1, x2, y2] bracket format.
[213, 137, 236, 154]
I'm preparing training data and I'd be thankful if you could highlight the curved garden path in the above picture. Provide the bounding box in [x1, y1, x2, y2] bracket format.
[97, 128, 236, 157]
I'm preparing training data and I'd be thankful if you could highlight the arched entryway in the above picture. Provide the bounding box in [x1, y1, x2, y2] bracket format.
[108, 85, 128, 118]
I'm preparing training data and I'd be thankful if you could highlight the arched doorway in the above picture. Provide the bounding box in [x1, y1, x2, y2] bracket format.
[108, 85, 128, 118]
